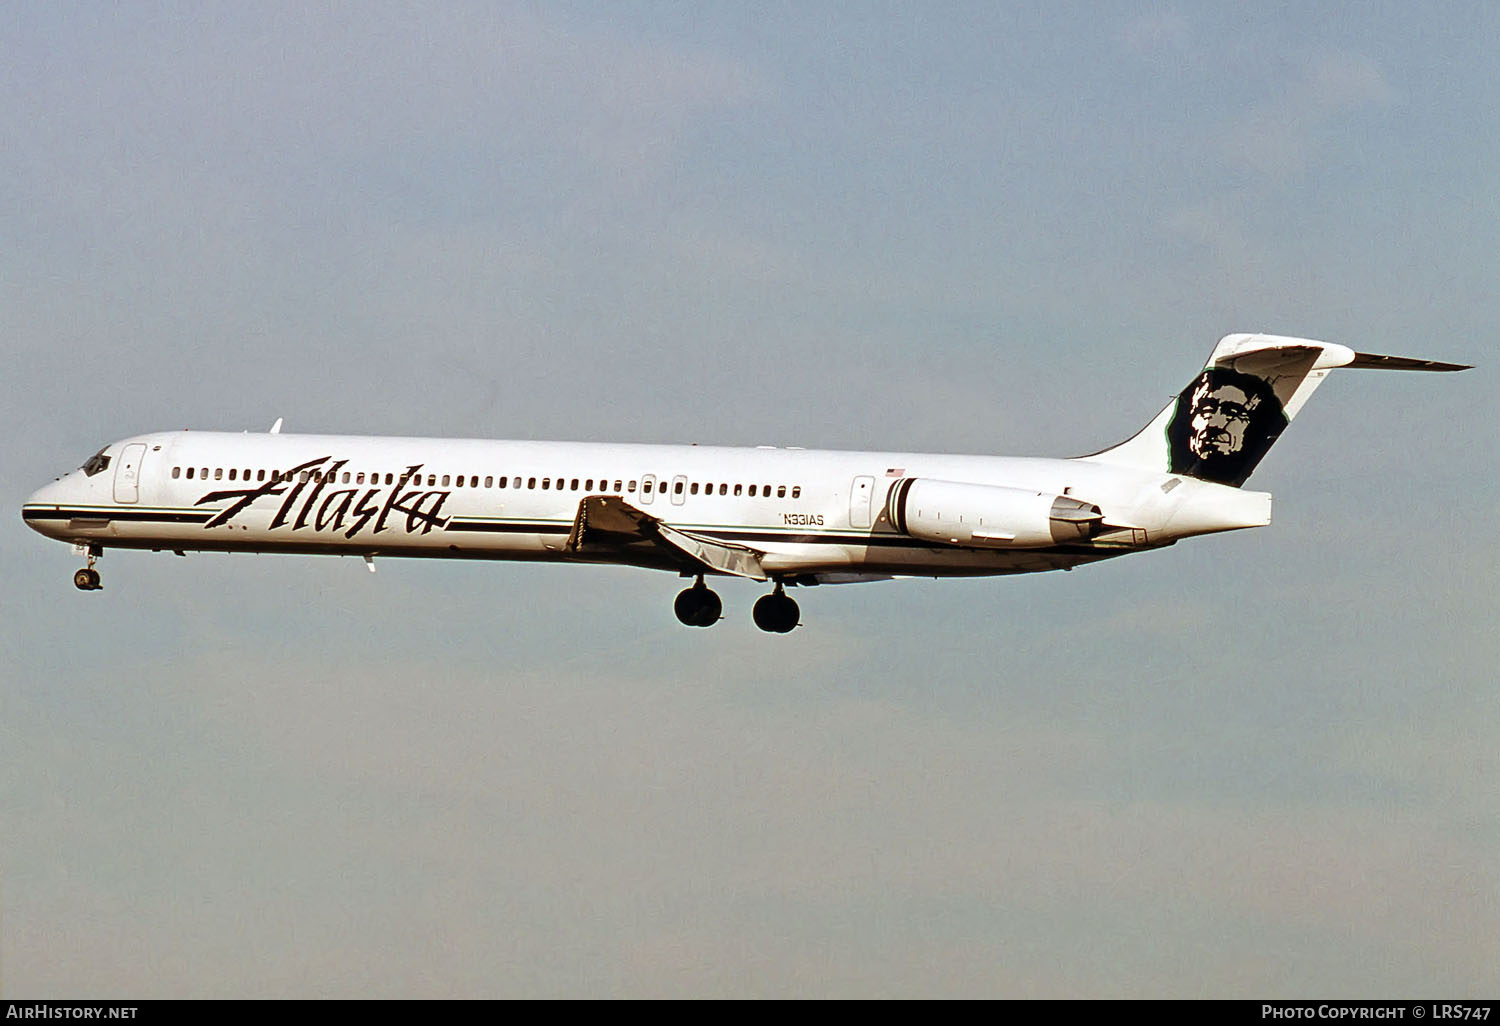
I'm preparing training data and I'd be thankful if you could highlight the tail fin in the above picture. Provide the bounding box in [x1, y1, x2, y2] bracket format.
[1081, 333, 1470, 487]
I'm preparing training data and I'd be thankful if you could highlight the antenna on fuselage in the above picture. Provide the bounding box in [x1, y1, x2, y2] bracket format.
[269, 418, 283, 434]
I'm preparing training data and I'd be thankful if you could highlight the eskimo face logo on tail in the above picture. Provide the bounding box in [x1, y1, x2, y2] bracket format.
[1167, 368, 1289, 486]
[194, 457, 452, 538]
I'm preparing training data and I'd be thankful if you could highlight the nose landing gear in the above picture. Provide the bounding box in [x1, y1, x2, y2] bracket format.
[73, 546, 103, 591]
[674, 576, 723, 627]
[752, 583, 799, 634]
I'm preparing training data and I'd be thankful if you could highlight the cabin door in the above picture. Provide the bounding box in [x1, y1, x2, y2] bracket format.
[113, 443, 146, 504]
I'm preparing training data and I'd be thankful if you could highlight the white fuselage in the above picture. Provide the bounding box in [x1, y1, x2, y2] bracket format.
[23, 430, 1271, 580]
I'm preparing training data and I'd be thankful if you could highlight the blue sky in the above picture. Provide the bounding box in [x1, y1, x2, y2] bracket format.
[2, 3, 1494, 997]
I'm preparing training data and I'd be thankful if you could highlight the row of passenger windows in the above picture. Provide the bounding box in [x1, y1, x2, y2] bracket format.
[170, 465, 801, 499]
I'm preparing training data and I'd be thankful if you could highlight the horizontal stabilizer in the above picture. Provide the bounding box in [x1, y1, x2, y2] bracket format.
[1347, 352, 1472, 372]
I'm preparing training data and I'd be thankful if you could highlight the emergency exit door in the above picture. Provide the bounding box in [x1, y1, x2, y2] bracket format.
[849, 475, 875, 529]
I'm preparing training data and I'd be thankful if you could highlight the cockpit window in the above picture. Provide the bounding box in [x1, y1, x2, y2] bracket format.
[80, 448, 112, 477]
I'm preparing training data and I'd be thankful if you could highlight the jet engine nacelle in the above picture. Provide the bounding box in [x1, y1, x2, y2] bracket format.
[886, 478, 1104, 548]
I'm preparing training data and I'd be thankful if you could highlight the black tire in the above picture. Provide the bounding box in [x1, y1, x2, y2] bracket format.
[674, 585, 722, 627]
[752, 594, 798, 633]
[74, 569, 100, 591]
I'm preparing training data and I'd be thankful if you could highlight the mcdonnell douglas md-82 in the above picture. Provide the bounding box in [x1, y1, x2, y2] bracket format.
[23, 334, 1468, 633]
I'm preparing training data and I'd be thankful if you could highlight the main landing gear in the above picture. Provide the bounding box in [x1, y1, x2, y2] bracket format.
[73, 545, 103, 591]
[751, 583, 799, 634]
[674, 576, 722, 627]
[672, 577, 801, 632]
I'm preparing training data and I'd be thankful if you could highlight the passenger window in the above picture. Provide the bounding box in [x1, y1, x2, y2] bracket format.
[614, 480, 623, 492]
[748, 485, 757, 497]
[777, 485, 786, 498]
[258, 470, 266, 482]
[299, 472, 309, 484]
[214, 468, 222, 480]
[542, 478, 550, 490]
[571, 478, 580, 490]
[585, 479, 594, 491]
[720, 483, 728, 496]
[173, 467, 181, 479]
[643, 480, 653, 494]
[485, 476, 493, 488]
[690, 483, 699, 495]
[734, 484, 742, 496]
[528, 477, 536, 489]
[229, 469, 237, 481]
[674, 481, 684, 495]
[792, 486, 801, 498]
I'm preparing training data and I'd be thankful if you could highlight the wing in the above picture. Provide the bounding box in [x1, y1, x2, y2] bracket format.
[564, 495, 768, 581]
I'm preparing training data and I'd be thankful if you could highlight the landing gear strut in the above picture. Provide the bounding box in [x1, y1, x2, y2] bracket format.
[73, 545, 103, 591]
[752, 582, 799, 634]
[674, 576, 722, 627]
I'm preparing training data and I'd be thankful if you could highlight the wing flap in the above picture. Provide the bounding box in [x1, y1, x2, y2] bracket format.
[565, 495, 768, 581]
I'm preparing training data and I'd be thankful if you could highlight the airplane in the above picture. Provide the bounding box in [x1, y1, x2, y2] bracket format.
[22, 333, 1468, 633]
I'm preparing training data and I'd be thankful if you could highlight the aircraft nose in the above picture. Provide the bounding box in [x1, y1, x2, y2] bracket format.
[21, 477, 73, 535]
[25, 477, 68, 505]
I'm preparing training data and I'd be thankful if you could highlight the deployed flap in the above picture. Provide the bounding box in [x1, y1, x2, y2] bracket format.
[654, 522, 768, 580]
[566, 495, 768, 581]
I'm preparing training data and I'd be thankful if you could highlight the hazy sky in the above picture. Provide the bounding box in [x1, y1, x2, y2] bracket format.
[2, 2, 1495, 998]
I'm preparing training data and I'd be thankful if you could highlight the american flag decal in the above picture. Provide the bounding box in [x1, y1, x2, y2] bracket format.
[885, 467, 904, 477]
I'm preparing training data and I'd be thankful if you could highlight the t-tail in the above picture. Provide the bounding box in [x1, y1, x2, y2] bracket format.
[1081, 333, 1470, 487]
